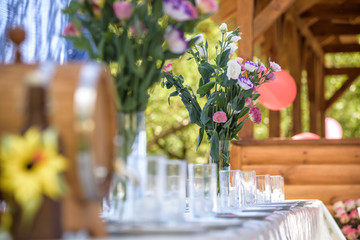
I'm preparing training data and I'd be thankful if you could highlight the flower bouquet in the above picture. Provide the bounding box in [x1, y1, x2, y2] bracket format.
[333, 199, 360, 240]
[162, 23, 281, 170]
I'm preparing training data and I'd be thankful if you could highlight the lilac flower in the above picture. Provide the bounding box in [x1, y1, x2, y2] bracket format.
[257, 63, 267, 73]
[266, 72, 277, 81]
[165, 27, 188, 53]
[195, 0, 218, 14]
[213, 111, 227, 123]
[270, 61, 281, 72]
[249, 106, 262, 124]
[244, 61, 257, 72]
[164, 0, 198, 22]
[237, 77, 253, 90]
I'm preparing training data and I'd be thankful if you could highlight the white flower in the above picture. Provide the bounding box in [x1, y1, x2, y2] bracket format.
[197, 46, 207, 58]
[226, 32, 241, 42]
[226, 59, 241, 80]
[224, 42, 238, 55]
[235, 57, 243, 64]
[244, 61, 258, 72]
[219, 23, 228, 33]
[193, 34, 204, 45]
[270, 61, 281, 72]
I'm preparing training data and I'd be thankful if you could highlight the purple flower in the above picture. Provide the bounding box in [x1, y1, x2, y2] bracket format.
[164, 0, 199, 22]
[113, 1, 132, 21]
[213, 111, 227, 123]
[165, 27, 188, 53]
[244, 61, 257, 72]
[266, 72, 277, 81]
[257, 63, 267, 73]
[249, 106, 262, 124]
[237, 77, 253, 90]
[245, 97, 253, 108]
[270, 61, 281, 72]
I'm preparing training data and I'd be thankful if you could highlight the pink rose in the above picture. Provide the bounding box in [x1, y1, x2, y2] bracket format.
[195, 0, 218, 14]
[335, 207, 346, 217]
[342, 225, 352, 234]
[63, 23, 80, 36]
[339, 212, 350, 224]
[356, 198, 360, 207]
[346, 228, 358, 240]
[349, 209, 359, 220]
[245, 97, 253, 108]
[163, 62, 173, 73]
[333, 200, 345, 211]
[213, 111, 227, 123]
[113, 1, 132, 21]
[345, 199, 356, 211]
[249, 106, 262, 124]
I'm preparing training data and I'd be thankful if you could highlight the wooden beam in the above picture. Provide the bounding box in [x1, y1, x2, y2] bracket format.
[306, 49, 319, 134]
[300, 3, 360, 19]
[311, 21, 360, 36]
[253, 0, 295, 41]
[323, 44, 360, 53]
[237, 0, 254, 139]
[325, 73, 359, 110]
[325, 67, 360, 75]
[288, 11, 324, 59]
[294, 0, 347, 15]
[211, 0, 236, 24]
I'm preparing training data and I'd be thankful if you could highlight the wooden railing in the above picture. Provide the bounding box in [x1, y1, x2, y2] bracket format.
[230, 138, 360, 212]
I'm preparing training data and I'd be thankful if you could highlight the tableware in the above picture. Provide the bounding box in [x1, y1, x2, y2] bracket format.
[219, 170, 243, 212]
[241, 171, 256, 207]
[270, 175, 285, 202]
[162, 159, 187, 223]
[256, 175, 271, 203]
[188, 163, 217, 218]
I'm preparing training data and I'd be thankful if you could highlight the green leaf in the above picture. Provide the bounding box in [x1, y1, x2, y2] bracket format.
[233, 120, 246, 136]
[200, 104, 211, 125]
[216, 48, 231, 68]
[252, 94, 260, 100]
[168, 91, 179, 104]
[62, 1, 82, 16]
[198, 62, 214, 80]
[197, 81, 215, 95]
[64, 35, 97, 59]
[210, 131, 219, 164]
[236, 108, 249, 119]
[223, 116, 232, 129]
[196, 128, 204, 151]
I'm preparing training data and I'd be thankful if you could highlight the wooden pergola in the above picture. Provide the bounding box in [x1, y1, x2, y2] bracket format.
[213, 0, 360, 138]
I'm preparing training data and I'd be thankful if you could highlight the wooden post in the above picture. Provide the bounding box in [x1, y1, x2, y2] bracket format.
[237, 0, 254, 139]
[286, 17, 303, 135]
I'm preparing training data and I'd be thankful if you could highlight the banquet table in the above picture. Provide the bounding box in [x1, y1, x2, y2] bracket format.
[85, 200, 346, 240]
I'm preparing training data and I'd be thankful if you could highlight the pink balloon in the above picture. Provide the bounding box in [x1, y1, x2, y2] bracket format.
[325, 117, 342, 139]
[258, 70, 297, 111]
[292, 132, 321, 140]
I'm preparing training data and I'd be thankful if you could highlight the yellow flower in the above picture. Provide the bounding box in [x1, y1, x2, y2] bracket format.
[0, 127, 67, 221]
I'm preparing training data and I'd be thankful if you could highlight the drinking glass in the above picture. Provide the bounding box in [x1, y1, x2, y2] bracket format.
[241, 170, 256, 207]
[188, 163, 217, 218]
[270, 175, 285, 202]
[219, 170, 243, 212]
[133, 155, 166, 222]
[162, 159, 187, 223]
[256, 175, 271, 203]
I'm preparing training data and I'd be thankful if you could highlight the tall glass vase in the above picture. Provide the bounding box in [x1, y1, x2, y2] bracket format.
[209, 140, 231, 171]
[102, 111, 146, 221]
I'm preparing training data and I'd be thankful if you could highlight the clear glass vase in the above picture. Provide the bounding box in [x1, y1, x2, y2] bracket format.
[102, 111, 146, 221]
[209, 139, 231, 171]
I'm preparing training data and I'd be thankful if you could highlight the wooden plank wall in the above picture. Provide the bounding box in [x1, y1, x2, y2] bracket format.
[230, 139, 360, 212]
